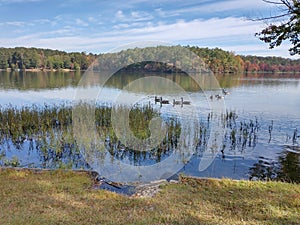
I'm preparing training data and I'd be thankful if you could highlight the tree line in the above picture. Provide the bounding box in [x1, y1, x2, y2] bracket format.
[189, 46, 300, 74]
[0, 46, 299, 74]
[0, 47, 97, 71]
[241, 55, 300, 73]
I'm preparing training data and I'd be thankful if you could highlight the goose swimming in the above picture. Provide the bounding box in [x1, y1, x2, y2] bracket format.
[160, 97, 169, 104]
[181, 97, 191, 105]
[173, 99, 181, 106]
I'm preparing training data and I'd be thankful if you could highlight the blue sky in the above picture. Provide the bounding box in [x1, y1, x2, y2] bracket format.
[0, 0, 298, 58]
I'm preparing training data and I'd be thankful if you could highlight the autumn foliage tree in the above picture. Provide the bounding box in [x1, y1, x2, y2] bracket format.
[256, 0, 300, 55]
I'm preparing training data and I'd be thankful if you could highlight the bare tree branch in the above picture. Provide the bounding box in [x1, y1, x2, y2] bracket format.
[251, 13, 290, 21]
[262, 0, 285, 5]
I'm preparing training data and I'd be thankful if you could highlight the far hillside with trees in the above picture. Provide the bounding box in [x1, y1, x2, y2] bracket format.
[0, 46, 299, 74]
[0, 47, 97, 71]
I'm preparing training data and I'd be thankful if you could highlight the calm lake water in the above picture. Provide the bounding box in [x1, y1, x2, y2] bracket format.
[0, 71, 299, 182]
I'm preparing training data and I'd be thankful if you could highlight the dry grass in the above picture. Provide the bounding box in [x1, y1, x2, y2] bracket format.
[0, 169, 299, 225]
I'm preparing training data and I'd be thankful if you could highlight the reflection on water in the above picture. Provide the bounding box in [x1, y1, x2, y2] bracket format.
[0, 103, 299, 182]
[249, 145, 300, 183]
[0, 71, 299, 182]
[279, 146, 300, 182]
[106, 72, 202, 92]
[0, 71, 202, 92]
[0, 71, 83, 90]
[1, 71, 300, 91]
[0, 104, 194, 169]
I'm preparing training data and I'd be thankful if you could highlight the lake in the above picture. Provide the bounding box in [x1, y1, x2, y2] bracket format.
[0, 70, 299, 182]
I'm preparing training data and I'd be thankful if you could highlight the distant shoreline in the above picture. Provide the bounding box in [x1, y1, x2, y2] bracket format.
[0, 68, 78, 72]
[1, 68, 299, 76]
[1, 46, 300, 75]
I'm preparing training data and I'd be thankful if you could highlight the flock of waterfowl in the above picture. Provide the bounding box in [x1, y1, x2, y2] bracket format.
[209, 88, 230, 101]
[155, 89, 230, 107]
[154, 96, 191, 107]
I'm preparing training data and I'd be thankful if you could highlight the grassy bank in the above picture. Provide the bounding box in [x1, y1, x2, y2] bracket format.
[0, 169, 299, 224]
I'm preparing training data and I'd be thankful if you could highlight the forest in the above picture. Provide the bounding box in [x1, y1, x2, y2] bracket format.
[0, 46, 299, 74]
[0, 47, 97, 71]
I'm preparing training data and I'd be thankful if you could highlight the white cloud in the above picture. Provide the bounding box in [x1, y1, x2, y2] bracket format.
[130, 11, 153, 21]
[33, 19, 51, 24]
[75, 18, 89, 27]
[154, 8, 180, 18]
[0, 21, 35, 27]
[50, 15, 64, 26]
[0, 21, 24, 26]
[88, 16, 96, 22]
[0, 0, 43, 3]
[113, 21, 153, 29]
[1, 16, 298, 58]
[109, 17, 263, 40]
[114, 10, 153, 23]
[115, 10, 125, 20]
[163, 0, 276, 16]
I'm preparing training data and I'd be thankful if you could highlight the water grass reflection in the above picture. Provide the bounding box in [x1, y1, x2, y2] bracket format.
[0, 103, 186, 168]
[249, 145, 300, 183]
[0, 104, 299, 182]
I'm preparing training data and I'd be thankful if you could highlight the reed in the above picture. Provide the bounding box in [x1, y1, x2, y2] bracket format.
[0, 103, 185, 167]
[1, 104, 297, 184]
[220, 111, 261, 152]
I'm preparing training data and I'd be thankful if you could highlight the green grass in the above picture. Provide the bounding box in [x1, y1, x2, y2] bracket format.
[0, 169, 299, 224]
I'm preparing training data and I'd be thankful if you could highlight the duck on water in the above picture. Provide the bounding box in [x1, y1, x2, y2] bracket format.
[173, 99, 181, 106]
[222, 88, 230, 95]
[160, 97, 169, 104]
[155, 96, 191, 107]
[181, 97, 191, 106]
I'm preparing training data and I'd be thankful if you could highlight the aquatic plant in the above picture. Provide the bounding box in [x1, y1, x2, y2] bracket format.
[1, 103, 298, 184]
[0, 103, 186, 167]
